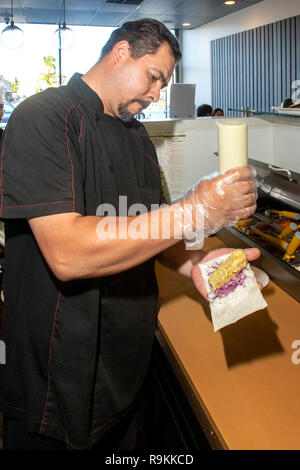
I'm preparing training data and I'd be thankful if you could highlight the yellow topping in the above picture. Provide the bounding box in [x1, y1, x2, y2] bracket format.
[209, 249, 247, 291]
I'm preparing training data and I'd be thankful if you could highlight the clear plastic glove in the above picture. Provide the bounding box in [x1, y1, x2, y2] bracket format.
[174, 167, 257, 249]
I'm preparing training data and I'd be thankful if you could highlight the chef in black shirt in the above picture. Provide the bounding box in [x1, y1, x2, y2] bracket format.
[0, 18, 259, 450]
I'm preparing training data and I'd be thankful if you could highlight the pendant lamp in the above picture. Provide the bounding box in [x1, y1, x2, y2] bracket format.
[54, 0, 75, 50]
[1, 0, 24, 49]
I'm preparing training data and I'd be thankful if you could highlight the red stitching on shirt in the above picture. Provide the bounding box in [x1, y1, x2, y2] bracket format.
[64, 100, 83, 212]
[129, 128, 149, 139]
[92, 414, 119, 433]
[130, 127, 160, 168]
[78, 115, 84, 143]
[1, 395, 131, 449]
[1, 100, 83, 214]
[146, 153, 160, 168]
[39, 291, 61, 435]
[0, 131, 7, 217]
[1, 403, 124, 449]
[41, 420, 85, 449]
[1, 405, 83, 449]
[129, 127, 143, 142]
[1, 402, 27, 412]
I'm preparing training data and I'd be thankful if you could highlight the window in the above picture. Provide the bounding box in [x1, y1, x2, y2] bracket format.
[0, 24, 178, 122]
[0, 24, 114, 107]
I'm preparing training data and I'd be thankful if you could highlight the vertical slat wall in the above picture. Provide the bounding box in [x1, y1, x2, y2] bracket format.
[211, 15, 300, 116]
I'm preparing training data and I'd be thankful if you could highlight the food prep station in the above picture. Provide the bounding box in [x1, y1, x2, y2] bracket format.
[218, 157, 300, 302]
[145, 115, 300, 304]
[143, 115, 300, 450]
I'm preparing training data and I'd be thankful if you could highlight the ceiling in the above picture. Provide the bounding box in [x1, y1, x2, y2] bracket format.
[0, 0, 264, 30]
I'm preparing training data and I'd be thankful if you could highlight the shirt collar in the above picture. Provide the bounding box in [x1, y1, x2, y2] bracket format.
[67, 73, 104, 118]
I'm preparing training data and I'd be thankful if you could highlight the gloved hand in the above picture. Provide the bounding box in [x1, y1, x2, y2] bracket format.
[175, 167, 257, 249]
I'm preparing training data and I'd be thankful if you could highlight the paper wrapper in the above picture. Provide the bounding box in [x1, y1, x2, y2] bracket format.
[199, 253, 268, 331]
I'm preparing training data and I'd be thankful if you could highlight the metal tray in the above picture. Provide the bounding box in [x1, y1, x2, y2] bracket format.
[217, 226, 300, 303]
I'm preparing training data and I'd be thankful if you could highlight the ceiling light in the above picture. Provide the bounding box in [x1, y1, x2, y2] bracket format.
[54, 0, 75, 50]
[1, 0, 24, 49]
[182, 22, 191, 27]
[224, 1, 236, 5]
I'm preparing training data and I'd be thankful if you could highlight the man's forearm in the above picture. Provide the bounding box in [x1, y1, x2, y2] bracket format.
[28, 202, 189, 281]
[28, 166, 257, 282]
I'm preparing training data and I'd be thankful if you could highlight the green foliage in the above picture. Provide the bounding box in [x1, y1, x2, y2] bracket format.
[11, 77, 19, 93]
[36, 55, 58, 92]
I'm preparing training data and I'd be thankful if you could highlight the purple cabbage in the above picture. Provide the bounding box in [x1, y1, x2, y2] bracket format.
[211, 267, 247, 300]
[207, 261, 222, 276]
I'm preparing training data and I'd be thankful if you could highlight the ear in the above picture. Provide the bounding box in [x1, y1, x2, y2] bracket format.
[112, 40, 131, 65]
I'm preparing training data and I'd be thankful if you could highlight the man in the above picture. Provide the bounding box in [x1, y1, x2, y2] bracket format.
[0, 19, 258, 450]
[197, 104, 213, 117]
[213, 108, 224, 117]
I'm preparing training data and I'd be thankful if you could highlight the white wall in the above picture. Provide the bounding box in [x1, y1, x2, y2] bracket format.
[182, 0, 300, 109]
[272, 124, 300, 173]
[145, 117, 300, 201]
[144, 117, 274, 199]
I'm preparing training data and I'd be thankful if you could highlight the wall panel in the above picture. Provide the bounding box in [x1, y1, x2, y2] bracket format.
[211, 15, 300, 115]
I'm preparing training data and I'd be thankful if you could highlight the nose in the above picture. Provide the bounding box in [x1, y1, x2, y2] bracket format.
[148, 82, 161, 103]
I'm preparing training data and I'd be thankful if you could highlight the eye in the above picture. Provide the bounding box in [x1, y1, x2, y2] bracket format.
[149, 73, 158, 83]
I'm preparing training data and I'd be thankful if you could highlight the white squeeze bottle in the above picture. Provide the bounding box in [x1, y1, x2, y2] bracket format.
[217, 120, 248, 173]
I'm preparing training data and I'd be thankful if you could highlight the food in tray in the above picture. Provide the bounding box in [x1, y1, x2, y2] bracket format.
[265, 209, 300, 221]
[233, 207, 300, 268]
[199, 249, 267, 331]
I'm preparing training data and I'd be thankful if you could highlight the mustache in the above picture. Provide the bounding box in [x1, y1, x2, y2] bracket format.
[124, 98, 151, 109]
[117, 98, 152, 122]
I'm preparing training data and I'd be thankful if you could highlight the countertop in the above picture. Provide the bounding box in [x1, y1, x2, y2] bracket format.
[155, 237, 300, 450]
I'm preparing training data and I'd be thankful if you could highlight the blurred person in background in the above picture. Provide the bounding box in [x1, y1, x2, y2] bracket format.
[196, 104, 213, 117]
[212, 108, 224, 116]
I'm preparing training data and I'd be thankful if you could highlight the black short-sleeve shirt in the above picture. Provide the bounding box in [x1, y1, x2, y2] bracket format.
[0, 73, 165, 449]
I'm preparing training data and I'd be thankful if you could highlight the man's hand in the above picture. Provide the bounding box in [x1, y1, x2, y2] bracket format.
[182, 167, 257, 235]
[191, 247, 262, 299]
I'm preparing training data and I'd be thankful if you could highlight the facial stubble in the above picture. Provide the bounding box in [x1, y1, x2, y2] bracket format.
[117, 98, 151, 122]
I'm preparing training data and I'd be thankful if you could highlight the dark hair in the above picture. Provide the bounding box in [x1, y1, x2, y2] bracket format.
[100, 18, 181, 62]
[282, 97, 293, 108]
[212, 107, 224, 116]
[197, 104, 213, 117]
